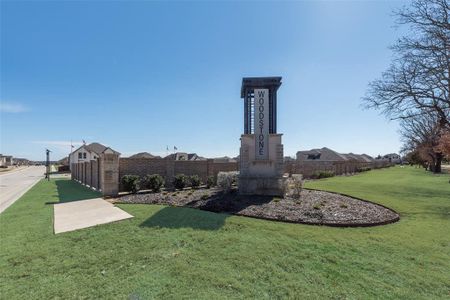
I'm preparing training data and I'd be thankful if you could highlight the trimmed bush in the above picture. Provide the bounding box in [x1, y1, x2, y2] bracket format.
[311, 171, 335, 179]
[217, 171, 239, 193]
[231, 173, 239, 186]
[143, 174, 165, 192]
[140, 175, 151, 190]
[287, 174, 303, 199]
[206, 176, 216, 188]
[121, 175, 140, 193]
[189, 175, 201, 189]
[173, 174, 187, 190]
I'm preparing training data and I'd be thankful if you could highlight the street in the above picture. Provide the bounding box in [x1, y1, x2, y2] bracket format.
[0, 166, 45, 214]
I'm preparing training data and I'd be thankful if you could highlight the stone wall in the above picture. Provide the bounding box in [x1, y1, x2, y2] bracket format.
[72, 157, 238, 194]
[210, 161, 239, 177]
[119, 158, 238, 190]
[284, 160, 394, 178]
[118, 158, 168, 179]
[71, 154, 393, 194]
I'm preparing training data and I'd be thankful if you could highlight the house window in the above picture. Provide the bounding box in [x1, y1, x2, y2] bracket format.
[78, 153, 82, 159]
[83, 153, 87, 159]
[307, 154, 321, 160]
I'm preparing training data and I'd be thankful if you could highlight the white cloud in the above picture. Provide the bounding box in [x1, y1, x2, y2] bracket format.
[0, 102, 29, 113]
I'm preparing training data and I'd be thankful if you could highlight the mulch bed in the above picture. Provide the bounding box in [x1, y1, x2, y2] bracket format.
[116, 187, 399, 227]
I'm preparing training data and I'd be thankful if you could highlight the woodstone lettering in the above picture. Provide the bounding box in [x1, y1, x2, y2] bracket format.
[254, 88, 269, 160]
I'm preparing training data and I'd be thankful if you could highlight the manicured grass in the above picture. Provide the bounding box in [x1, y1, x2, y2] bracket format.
[0, 166, 449, 299]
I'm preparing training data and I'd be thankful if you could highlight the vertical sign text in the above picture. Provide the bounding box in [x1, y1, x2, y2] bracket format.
[254, 88, 269, 160]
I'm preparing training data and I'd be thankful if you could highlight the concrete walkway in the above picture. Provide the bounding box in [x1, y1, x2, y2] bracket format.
[54, 198, 133, 234]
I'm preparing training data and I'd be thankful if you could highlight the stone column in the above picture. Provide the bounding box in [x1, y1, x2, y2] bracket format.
[100, 151, 120, 197]
[81, 163, 85, 184]
[71, 163, 75, 180]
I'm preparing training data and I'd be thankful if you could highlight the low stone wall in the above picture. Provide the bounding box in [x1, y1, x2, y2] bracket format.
[118, 158, 168, 179]
[72, 155, 392, 194]
[284, 160, 394, 178]
[119, 158, 238, 191]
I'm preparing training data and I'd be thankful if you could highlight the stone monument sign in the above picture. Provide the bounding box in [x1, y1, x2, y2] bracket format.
[239, 77, 285, 196]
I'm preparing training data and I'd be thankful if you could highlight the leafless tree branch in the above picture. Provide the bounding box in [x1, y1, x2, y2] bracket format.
[363, 0, 450, 128]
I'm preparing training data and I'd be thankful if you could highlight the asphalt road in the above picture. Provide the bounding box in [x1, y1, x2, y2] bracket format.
[0, 166, 45, 214]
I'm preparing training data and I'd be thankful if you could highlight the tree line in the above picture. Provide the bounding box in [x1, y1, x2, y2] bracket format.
[364, 0, 450, 173]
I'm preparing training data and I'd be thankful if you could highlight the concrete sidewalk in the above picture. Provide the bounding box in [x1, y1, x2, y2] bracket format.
[54, 198, 133, 234]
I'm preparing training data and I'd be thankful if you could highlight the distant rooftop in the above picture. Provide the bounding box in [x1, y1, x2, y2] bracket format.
[129, 152, 160, 159]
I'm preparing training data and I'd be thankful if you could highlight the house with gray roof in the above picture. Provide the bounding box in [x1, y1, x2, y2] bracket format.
[129, 152, 161, 159]
[69, 142, 120, 169]
[382, 153, 401, 163]
[294, 147, 380, 177]
[296, 147, 349, 162]
[164, 152, 206, 161]
[344, 153, 367, 162]
[297, 148, 375, 164]
[361, 154, 375, 162]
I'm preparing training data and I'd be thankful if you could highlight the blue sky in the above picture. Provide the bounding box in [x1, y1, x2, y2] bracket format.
[1, 0, 408, 161]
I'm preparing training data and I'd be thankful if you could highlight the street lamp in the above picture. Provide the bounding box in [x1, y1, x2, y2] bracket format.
[45, 149, 51, 181]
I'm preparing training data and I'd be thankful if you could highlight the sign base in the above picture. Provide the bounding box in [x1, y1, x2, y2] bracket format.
[239, 134, 285, 196]
[238, 176, 286, 197]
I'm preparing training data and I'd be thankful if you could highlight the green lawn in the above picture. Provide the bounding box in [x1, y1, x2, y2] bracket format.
[0, 167, 449, 299]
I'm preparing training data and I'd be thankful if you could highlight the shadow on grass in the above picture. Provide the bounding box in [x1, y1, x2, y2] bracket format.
[140, 206, 228, 230]
[138, 190, 277, 230]
[53, 179, 101, 203]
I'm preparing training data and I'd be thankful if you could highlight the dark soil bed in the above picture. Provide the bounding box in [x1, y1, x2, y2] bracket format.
[116, 187, 399, 227]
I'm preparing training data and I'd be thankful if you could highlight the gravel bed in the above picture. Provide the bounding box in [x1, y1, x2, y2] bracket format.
[116, 187, 399, 227]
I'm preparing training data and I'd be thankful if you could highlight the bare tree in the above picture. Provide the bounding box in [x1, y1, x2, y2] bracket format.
[364, 0, 450, 128]
[400, 112, 444, 172]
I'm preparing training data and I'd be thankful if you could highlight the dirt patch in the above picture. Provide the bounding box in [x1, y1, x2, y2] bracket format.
[116, 188, 399, 227]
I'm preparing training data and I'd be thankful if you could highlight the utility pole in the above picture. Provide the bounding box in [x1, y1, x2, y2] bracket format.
[45, 149, 51, 181]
